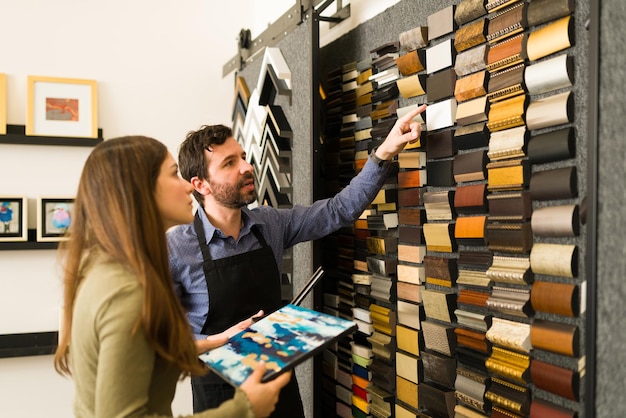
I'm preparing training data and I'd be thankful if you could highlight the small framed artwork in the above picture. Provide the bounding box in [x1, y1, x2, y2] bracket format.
[37, 197, 75, 242]
[0, 73, 6, 135]
[26, 76, 98, 138]
[0, 196, 28, 242]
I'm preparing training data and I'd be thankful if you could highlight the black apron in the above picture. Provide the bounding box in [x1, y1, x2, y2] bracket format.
[190, 213, 305, 418]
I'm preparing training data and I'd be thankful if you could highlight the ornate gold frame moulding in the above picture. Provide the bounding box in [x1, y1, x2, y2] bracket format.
[487, 93, 526, 132]
[488, 125, 527, 160]
[486, 346, 530, 383]
[486, 158, 529, 191]
[485, 377, 529, 415]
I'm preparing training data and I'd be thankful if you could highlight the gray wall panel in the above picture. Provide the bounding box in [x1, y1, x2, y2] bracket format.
[596, 0, 626, 416]
[237, 17, 315, 418]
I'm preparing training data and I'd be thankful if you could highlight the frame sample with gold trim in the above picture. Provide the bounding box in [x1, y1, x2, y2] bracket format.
[0, 73, 6, 135]
[0, 196, 28, 242]
[26, 76, 98, 138]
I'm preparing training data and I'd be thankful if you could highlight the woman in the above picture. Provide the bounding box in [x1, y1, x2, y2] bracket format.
[53, 136, 290, 417]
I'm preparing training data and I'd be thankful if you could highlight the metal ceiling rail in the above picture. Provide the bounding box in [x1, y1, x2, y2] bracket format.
[222, 0, 349, 77]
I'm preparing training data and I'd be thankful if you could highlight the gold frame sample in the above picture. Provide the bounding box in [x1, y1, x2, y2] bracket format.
[26, 75, 98, 138]
[0, 196, 28, 242]
[0, 73, 6, 135]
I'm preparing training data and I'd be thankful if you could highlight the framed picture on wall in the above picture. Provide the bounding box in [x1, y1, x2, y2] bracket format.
[37, 196, 75, 242]
[0, 196, 28, 242]
[26, 76, 98, 138]
[0, 73, 6, 135]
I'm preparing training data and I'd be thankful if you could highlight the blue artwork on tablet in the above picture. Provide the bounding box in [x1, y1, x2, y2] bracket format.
[199, 304, 356, 386]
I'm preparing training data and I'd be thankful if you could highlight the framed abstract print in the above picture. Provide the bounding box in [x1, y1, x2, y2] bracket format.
[26, 76, 98, 138]
[0, 73, 6, 135]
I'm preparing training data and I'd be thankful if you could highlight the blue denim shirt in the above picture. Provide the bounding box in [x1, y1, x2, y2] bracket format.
[167, 155, 393, 339]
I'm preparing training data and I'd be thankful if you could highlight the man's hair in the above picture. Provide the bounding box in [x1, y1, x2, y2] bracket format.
[178, 124, 233, 205]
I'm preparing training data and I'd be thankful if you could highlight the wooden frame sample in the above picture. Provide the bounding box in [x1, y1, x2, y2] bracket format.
[36, 196, 75, 242]
[0, 196, 28, 242]
[0, 73, 6, 135]
[27, 76, 98, 138]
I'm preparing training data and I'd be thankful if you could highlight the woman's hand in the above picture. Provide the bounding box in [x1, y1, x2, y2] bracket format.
[240, 362, 292, 418]
[195, 310, 265, 353]
[223, 309, 264, 338]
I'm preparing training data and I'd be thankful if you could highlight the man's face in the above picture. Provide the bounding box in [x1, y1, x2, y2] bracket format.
[205, 136, 256, 208]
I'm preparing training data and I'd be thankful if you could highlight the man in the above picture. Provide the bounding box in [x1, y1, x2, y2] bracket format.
[167, 104, 426, 416]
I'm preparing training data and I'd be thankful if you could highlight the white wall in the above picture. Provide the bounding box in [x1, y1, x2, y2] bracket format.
[0, 0, 399, 416]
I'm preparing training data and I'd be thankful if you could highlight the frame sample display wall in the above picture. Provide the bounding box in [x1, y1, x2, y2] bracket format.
[316, 0, 595, 417]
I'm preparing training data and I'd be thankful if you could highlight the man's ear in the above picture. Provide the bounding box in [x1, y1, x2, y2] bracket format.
[190, 176, 210, 196]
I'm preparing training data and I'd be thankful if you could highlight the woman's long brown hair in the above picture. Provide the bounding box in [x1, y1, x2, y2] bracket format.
[54, 136, 205, 377]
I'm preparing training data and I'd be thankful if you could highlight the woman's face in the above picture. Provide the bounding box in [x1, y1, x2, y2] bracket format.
[155, 152, 195, 230]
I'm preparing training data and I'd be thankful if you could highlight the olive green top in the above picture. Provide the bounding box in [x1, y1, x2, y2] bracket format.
[69, 258, 254, 418]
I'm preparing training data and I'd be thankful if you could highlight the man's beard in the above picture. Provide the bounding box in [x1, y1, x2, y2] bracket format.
[209, 173, 257, 209]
